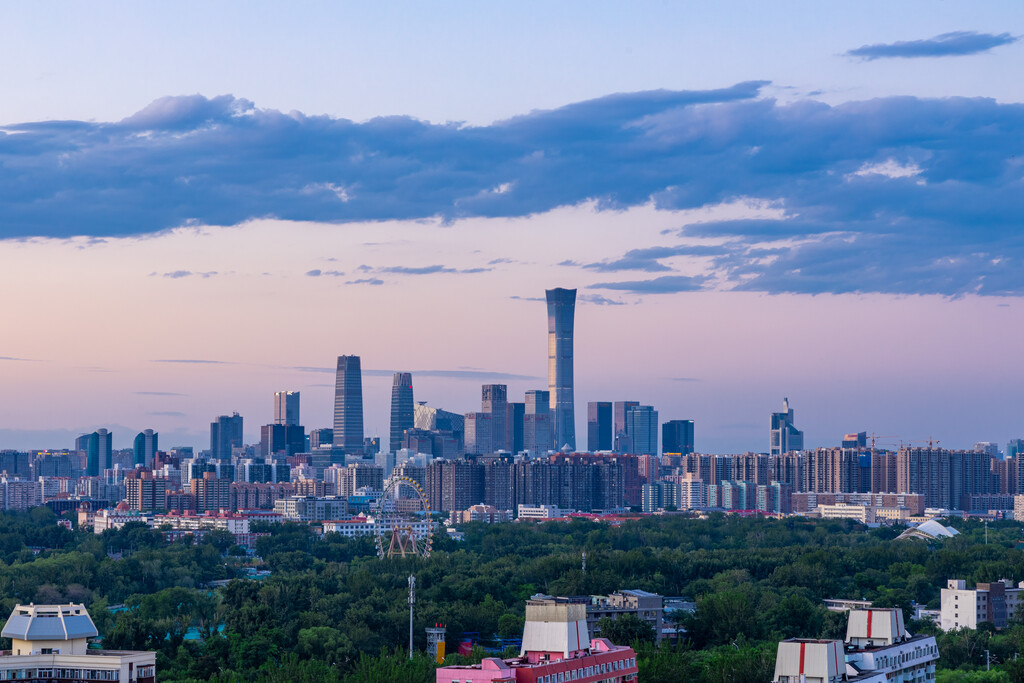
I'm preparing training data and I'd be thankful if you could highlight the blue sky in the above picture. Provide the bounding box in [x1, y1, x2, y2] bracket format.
[2, 2, 1024, 452]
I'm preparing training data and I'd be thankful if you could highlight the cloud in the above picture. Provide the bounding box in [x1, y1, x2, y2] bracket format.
[5, 84, 1024, 295]
[291, 366, 539, 381]
[133, 391, 187, 396]
[577, 294, 625, 306]
[509, 295, 544, 302]
[370, 264, 491, 275]
[157, 270, 218, 279]
[0, 356, 39, 361]
[305, 269, 345, 277]
[581, 245, 730, 273]
[846, 31, 1018, 60]
[152, 359, 231, 364]
[589, 275, 708, 294]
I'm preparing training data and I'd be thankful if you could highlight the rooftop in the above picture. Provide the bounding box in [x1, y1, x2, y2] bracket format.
[1, 604, 98, 641]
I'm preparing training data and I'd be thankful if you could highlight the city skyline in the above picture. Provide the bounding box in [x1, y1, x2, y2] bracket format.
[3, 4, 1024, 453]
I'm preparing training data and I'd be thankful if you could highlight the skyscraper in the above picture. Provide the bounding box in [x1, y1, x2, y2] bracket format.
[210, 413, 243, 460]
[524, 390, 552, 455]
[662, 420, 694, 455]
[770, 398, 804, 456]
[274, 391, 300, 426]
[625, 406, 659, 455]
[84, 428, 113, 476]
[482, 384, 508, 452]
[506, 402, 525, 453]
[133, 429, 158, 466]
[390, 372, 414, 453]
[613, 401, 639, 453]
[546, 288, 577, 450]
[333, 355, 364, 452]
[587, 402, 613, 452]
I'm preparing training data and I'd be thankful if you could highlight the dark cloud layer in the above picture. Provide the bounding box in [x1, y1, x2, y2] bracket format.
[846, 31, 1018, 60]
[4, 83, 1024, 296]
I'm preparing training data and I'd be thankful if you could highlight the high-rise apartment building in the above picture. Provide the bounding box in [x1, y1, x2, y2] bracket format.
[191, 472, 231, 512]
[662, 420, 694, 455]
[482, 384, 508, 453]
[133, 429, 158, 466]
[546, 288, 576, 450]
[124, 469, 166, 511]
[389, 372, 414, 453]
[625, 406, 658, 455]
[769, 398, 804, 456]
[587, 402, 613, 452]
[274, 391, 300, 426]
[524, 390, 552, 455]
[333, 355, 364, 451]
[210, 413, 243, 460]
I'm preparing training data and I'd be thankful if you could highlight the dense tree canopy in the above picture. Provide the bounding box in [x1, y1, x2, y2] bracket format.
[3, 510, 1024, 682]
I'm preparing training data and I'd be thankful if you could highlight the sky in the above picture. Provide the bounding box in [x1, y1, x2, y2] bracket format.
[2, 1, 1024, 453]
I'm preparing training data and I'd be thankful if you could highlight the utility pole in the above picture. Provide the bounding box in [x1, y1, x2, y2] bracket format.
[582, 550, 587, 575]
[985, 521, 989, 545]
[408, 575, 416, 659]
[987, 649, 991, 671]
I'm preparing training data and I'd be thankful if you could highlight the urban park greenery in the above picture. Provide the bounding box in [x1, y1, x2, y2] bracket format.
[2, 508, 1024, 681]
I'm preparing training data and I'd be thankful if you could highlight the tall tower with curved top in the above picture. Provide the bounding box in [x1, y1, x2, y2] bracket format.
[546, 288, 576, 450]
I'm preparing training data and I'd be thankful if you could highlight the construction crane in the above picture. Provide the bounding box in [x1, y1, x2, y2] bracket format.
[868, 433, 899, 450]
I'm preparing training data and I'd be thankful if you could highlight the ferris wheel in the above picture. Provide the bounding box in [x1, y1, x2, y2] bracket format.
[373, 476, 434, 559]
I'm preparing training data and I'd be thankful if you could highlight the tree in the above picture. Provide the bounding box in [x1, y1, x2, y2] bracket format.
[597, 614, 657, 646]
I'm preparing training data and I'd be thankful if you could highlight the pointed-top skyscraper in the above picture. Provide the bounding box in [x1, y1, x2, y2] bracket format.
[546, 288, 576, 450]
[334, 355, 364, 452]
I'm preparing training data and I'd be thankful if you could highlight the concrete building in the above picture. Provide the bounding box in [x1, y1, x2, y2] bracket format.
[322, 515, 433, 539]
[517, 504, 573, 519]
[0, 603, 156, 682]
[274, 495, 349, 522]
[816, 502, 877, 523]
[91, 504, 153, 533]
[124, 469, 167, 511]
[773, 608, 938, 683]
[584, 590, 665, 644]
[941, 578, 1024, 631]
[449, 504, 514, 524]
[436, 595, 637, 683]
[0, 477, 44, 511]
